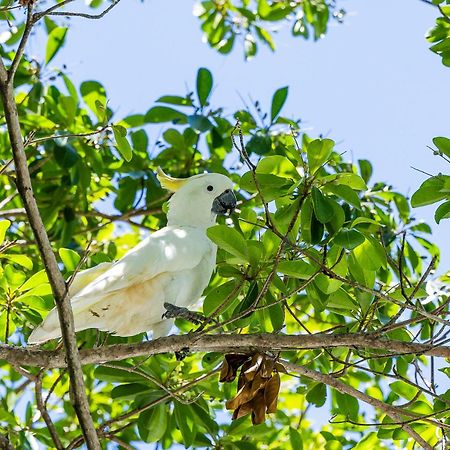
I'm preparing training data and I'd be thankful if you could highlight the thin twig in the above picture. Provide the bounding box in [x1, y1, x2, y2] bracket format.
[46, 0, 122, 19]
[35, 376, 64, 450]
[8, 4, 34, 81]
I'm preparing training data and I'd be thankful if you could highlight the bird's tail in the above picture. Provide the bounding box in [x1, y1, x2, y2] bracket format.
[28, 262, 113, 345]
[28, 308, 61, 344]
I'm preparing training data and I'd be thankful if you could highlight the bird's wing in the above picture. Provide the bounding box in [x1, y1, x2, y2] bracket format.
[28, 227, 211, 344]
[71, 226, 209, 306]
[68, 262, 113, 296]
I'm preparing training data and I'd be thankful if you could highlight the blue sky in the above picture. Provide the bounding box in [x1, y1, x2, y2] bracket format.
[33, 0, 449, 270]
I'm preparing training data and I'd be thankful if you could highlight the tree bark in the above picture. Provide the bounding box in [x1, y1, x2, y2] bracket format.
[0, 70, 101, 450]
[1, 333, 448, 368]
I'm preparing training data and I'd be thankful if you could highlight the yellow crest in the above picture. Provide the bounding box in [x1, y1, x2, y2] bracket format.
[156, 167, 189, 192]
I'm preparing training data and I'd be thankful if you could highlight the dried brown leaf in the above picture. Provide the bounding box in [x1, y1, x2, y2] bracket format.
[232, 401, 253, 420]
[260, 358, 276, 378]
[264, 372, 280, 414]
[274, 362, 287, 374]
[251, 391, 266, 425]
[226, 383, 254, 410]
[220, 354, 249, 382]
[249, 371, 267, 397]
[243, 353, 264, 381]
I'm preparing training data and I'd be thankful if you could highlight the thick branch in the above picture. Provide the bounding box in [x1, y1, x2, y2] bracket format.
[0, 65, 100, 449]
[1, 333, 449, 368]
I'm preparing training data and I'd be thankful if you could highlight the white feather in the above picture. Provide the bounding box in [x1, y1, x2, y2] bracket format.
[28, 172, 234, 344]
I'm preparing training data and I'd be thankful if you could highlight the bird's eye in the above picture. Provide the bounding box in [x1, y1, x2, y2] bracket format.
[207, 185, 214, 192]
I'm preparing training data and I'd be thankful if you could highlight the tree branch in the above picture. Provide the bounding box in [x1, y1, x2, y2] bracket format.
[284, 361, 435, 449]
[35, 376, 64, 450]
[44, 0, 122, 20]
[0, 54, 101, 450]
[8, 4, 34, 81]
[2, 333, 449, 368]
[32, 0, 75, 22]
[0, 434, 14, 450]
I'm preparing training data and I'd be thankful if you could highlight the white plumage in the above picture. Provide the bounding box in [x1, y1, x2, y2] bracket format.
[28, 168, 235, 344]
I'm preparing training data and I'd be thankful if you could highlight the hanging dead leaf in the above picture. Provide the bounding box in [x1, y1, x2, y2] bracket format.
[274, 361, 287, 373]
[249, 371, 267, 397]
[264, 372, 280, 413]
[232, 400, 253, 420]
[243, 353, 264, 381]
[220, 352, 283, 425]
[251, 391, 266, 425]
[260, 358, 276, 378]
[19, 0, 37, 6]
[219, 354, 249, 382]
[226, 383, 254, 410]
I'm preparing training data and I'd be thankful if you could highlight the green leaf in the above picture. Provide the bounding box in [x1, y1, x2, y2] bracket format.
[174, 402, 196, 447]
[411, 175, 450, 207]
[233, 281, 258, 319]
[311, 187, 334, 224]
[138, 404, 167, 443]
[306, 383, 326, 407]
[435, 200, 450, 223]
[335, 391, 359, 420]
[333, 228, 365, 250]
[270, 86, 288, 122]
[203, 280, 241, 316]
[54, 145, 79, 168]
[327, 288, 357, 310]
[277, 260, 316, 279]
[20, 270, 48, 292]
[306, 139, 334, 174]
[59, 248, 80, 272]
[256, 155, 298, 179]
[156, 95, 193, 106]
[46, 27, 68, 64]
[112, 125, 133, 162]
[144, 106, 187, 124]
[433, 136, 450, 158]
[111, 383, 153, 400]
[326, 173, 367, 190]
[352, 236, 387, 270]
[289, 427, 303, 450]
[300, 197, 323, 244]
[80, 81, 107, 119]
[207, 225, 249, 262]
[0, 220, 11, 244]
[196, 67, 213, 106]
[0, 254, 33, 270]
[323, 184, 361, 210]
[188, 114, 213, 132]
[246, 134, 272, 155]
[94, 365, 149, 382]
[240, 172, 291, 202]
[390, 381, 418, 401]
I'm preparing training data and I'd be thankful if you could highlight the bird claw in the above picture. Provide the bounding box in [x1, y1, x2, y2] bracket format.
[162, 302, 207, 325]
[175, 347, 190, 361]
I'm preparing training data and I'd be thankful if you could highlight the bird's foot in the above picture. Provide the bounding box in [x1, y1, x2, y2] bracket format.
[175, 347, 190, 361]
[162, 302, 207, 325]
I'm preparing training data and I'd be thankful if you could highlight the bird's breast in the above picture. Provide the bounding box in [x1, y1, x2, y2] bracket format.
[164, 245, 216, 308]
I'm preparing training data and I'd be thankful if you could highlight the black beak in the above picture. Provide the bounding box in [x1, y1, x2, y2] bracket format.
[212, 189, 237, 215]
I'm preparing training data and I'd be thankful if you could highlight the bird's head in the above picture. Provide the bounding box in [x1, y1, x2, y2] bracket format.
[157, 167, 236, 228]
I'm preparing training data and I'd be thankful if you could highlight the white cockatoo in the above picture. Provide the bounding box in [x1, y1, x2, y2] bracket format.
[28, 168, 236, 344]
